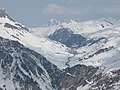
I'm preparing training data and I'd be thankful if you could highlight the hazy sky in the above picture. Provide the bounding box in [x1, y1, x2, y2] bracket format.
[0, 0, 120, 27]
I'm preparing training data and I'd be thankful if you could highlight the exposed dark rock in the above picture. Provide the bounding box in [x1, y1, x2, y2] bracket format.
[88, 69, 120, 90]
[0, 9, 15, 22]
[88, 46, 113, 59]
[88, 37, 107, 46]
[48, 28, 107, 49]
[0, 37, 53, 90]
[0, 35, 120, 90]
[48, 28, 87, 48]
[4, 23, 29, 31]
[15, 23, 29, 31]
[55, 64, 99, 90]
[4, 23, 19, 30]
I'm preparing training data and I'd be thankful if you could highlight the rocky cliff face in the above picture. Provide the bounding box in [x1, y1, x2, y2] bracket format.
[48, 28, 87, 48]
[53, 65, 120, 90]
[0, 37, 54, 90]
[0, 36, 98, 90]
[1, 34, 120, 90]
[55, 65, 99, 90]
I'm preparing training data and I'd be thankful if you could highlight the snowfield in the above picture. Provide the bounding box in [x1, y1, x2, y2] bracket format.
[1, 14, 120, 71]
[1, 10, 120, 90]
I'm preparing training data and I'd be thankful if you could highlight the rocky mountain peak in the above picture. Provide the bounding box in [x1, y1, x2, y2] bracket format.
[0, 8, 15, 22]
[0, 8, 7, 18]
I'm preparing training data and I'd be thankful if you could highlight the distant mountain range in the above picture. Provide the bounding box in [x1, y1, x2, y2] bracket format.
[0, 9, 120, 90]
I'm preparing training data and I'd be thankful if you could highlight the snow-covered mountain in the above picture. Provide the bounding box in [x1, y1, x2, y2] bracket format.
[30, 18, 116, 37]
[0, 9, 70, 90]
[0, 9, 72, 69]
[1, 9, 120, 90]
[0, 37, 55, 90]
[31, 18, 120, 89]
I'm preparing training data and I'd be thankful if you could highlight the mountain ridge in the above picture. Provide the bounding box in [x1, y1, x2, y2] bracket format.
[0, 9, 120, 90]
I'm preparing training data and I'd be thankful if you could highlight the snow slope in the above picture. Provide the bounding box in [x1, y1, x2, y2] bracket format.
[1, 9, 120, 90]
[0, 10, 72, 69]
[2, 11, 120, 73]
[31, 18, 120, 73]
[30, 18, 116, 37]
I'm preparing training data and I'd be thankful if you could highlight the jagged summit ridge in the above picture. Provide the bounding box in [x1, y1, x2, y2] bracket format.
[0, 9, 29, 31]
[31, 17, 116, 38]
[0, 8, 15, 22]
[0, 8, 8, 18]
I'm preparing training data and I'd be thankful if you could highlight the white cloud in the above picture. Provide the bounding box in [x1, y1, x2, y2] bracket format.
[43, 4, 82, 15]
